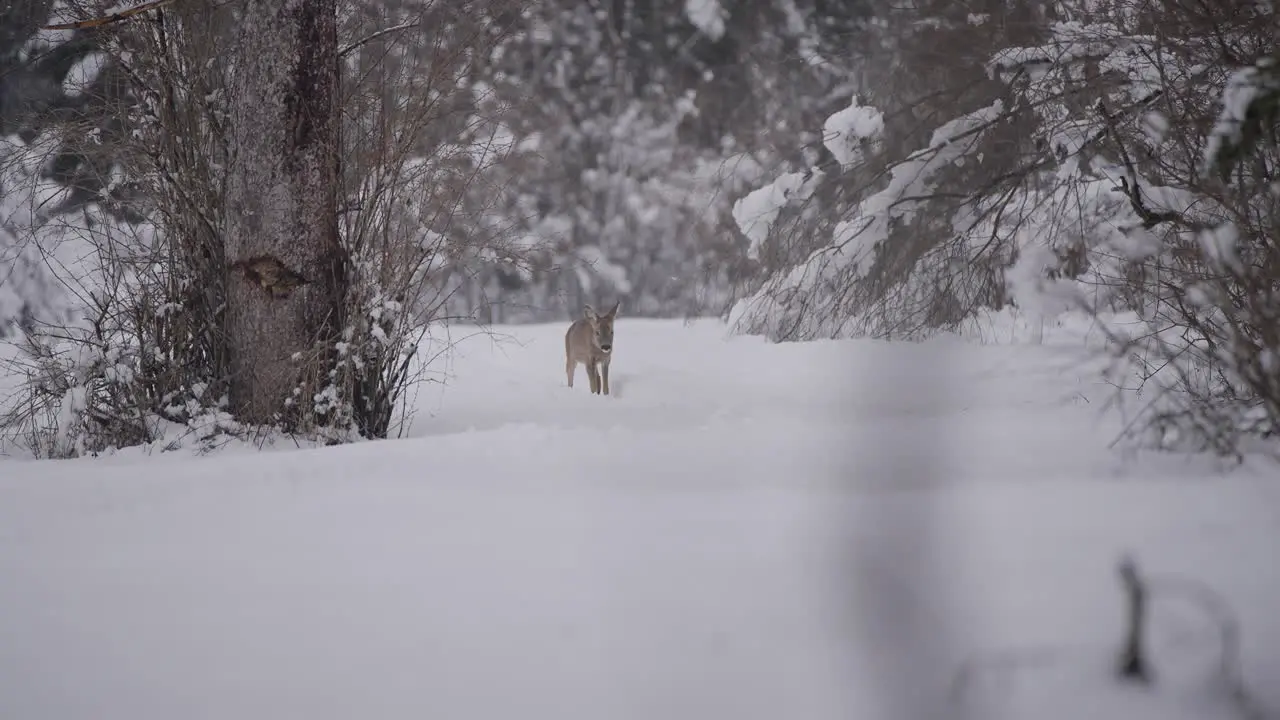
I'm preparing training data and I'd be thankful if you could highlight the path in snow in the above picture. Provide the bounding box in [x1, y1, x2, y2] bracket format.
[403, 318, 1194, 488]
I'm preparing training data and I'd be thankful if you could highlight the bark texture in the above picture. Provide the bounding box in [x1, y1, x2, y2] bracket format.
[225, 0, 344, 426]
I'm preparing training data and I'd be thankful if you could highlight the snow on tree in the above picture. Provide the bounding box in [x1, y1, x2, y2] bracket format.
[684, 0, 728, 41]
[1204, 56, 1280, 182]
[730, 96, 1011, 340]
[822, 96, 883, 169]
[724, 0, 1280, 454]
[732, 169, 824, 262]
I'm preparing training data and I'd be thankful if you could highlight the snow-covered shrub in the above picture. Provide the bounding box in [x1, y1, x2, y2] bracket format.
[0, 47, 214, 456]
[725, 3, 1061, 342]
[0, 192, 230, 456]
[438, 0, 854, 324]
[470, 45, 748, 322]
[729, 90, 1027, 340]
[311, 1, 536, 439]
[2, 0, 533, 454]
[0, 4, 246, 456]
[964, 5, 1280, 456]
[724, 0, 1280, 457]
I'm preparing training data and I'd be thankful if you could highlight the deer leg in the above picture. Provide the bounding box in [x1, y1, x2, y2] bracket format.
[587, 360, 600, 394]
[601, 360, 610, 396]
[566, 357, 575, 388]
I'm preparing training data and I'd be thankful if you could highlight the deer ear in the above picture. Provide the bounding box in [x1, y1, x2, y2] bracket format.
[607, 301, 620, 318]
[583, 304, 598, 322]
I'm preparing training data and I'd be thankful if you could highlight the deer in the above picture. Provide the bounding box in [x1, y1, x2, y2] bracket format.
[565, 301, 620, 395]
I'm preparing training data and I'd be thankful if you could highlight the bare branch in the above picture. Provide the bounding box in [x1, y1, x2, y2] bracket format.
[41, 0, 177, 30]
[338, 20, 422, 59]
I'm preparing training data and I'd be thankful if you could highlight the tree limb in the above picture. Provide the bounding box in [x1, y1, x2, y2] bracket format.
[338, 20, 421, 59]
[42, 0, 177, 30]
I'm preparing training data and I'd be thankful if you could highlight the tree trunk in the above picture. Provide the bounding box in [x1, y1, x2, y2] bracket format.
[224, 0, 344, 428]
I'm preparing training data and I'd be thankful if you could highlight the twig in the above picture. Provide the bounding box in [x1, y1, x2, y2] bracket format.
[1095, 96, 1184, 230]
[1116, 554, 1153, 684]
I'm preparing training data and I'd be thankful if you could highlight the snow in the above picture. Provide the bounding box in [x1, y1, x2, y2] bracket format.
[2, 317, 1280, 719]
[731, 170, 822, 260]
[1141, 111, 1169, 146]
[62, 52, 108, 98]
[1199, 223, 1240, 268]
[1204, 59, 1278, 177]
[1005, 241, 1080, 320]
[575, 243, 633, 294]
[822, 96, 884, 168]
[732, 98, 1008, 338]
[683, 0, 728, 41]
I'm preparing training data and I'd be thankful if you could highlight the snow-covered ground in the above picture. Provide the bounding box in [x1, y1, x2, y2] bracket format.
[2, 317, 1279, 719]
